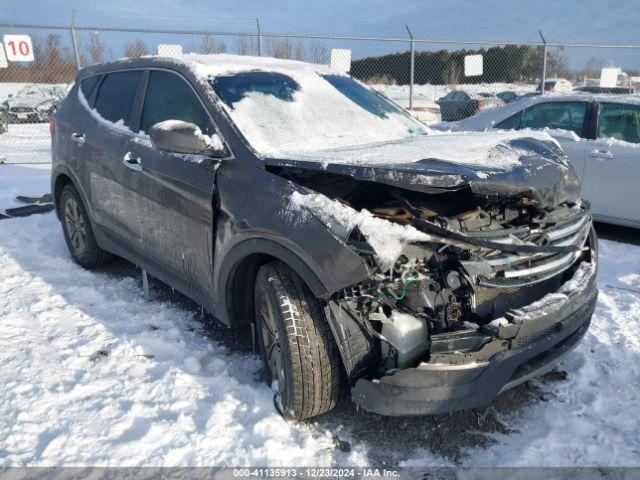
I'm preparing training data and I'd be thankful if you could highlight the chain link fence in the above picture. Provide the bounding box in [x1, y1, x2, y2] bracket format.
[1, 22, 639, 164]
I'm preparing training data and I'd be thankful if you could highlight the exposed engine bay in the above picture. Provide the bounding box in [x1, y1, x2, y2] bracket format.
[275, 166, 594, 373]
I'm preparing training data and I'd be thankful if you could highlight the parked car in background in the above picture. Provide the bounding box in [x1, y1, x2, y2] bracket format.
[575, 85, 634, 95]
[437, 90, 504, 121]
[436, 93, 640, 228]
[374, 89, 441, 125]
[541, 78, 573, 93]
[51, 54, 597, 420]
[0, 110, 8, 134]
[496, 91, 519, 103]
[2, 84, 67, 123]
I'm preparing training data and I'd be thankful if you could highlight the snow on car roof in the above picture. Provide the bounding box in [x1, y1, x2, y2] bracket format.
[172, 53, 345, 79]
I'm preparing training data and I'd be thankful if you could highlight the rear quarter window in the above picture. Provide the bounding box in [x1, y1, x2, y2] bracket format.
[80, 75, 100, 100]
[94, 71, 142, 127]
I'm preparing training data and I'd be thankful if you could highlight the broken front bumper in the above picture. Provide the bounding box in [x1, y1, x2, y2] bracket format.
[352, 259, 598, 416]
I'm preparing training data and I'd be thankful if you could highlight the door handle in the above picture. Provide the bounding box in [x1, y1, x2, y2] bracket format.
[122, 151, 142, 172]
[589, 148, 614, 160]
[71, 132, 85, 145]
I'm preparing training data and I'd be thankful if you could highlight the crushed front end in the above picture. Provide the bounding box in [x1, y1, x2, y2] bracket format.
[327, 190, 597, 416]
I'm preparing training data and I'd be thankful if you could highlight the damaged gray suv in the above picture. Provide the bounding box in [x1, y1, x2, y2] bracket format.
[51, 54, 598, 419]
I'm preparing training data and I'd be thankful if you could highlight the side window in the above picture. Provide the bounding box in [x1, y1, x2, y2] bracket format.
[598, 103, 640, 144]
[80, 75, 100, 100]
[520, 102, 588, 136]
[495, 111, 523, 130]
[94, 71, 142, 127]
[141, 71, 213, 135]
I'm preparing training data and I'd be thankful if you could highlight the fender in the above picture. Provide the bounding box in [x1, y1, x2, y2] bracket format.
[214, 236, 331, 327]
[51, 165, 94, 222]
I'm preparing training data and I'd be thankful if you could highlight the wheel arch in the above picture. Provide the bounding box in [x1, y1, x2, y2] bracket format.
[217, 238, 331, 329]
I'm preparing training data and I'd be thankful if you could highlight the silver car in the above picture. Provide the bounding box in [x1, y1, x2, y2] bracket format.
[1, 84, 67, 123]
[437, 94, 640, 228]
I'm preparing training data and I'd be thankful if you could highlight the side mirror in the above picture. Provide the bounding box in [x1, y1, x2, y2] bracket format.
[150, 120, 225, 156]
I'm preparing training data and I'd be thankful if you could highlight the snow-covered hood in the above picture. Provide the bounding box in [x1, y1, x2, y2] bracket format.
[269, 131, 581, 209]
[6, 96, 54, 109]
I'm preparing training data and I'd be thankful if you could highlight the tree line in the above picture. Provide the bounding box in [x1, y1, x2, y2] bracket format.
[350, 44, 546, 85]
[0, 33, 330, 85]
[0, 33, 632, 87]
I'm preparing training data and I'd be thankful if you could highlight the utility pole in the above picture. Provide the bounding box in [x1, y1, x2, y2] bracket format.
[539, 30, 547, 93]
[70, 10, 82, 70]
[256, 18, 262, 57]
[406, 25, 415, 111]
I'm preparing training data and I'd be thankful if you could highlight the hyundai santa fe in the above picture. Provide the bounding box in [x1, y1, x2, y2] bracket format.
[51, 54, 598, 419]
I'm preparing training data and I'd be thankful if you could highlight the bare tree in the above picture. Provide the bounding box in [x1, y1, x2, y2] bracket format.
[309, 41, 328, 64]
[88, 32, 106, 65]
[294, 40, 304, 61]
[199, 34, 227, 54]
[123, 39, 149, 59]
[546, 48, 572, 79]
[580, 56, 604, 83]
[268, 38, 292, 59]
[442, 61, 461, 86]
[236, 36, 255, 56]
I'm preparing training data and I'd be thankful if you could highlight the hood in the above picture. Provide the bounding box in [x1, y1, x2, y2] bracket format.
[267, 131, 581, 209]
[6, 96, 54, 109]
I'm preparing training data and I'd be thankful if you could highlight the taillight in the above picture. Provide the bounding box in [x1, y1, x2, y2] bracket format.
[49, 120, 56, 136]
[477, 100, 486, 109]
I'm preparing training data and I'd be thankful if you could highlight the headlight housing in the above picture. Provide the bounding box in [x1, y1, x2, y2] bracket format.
[36, 101, 54, 112]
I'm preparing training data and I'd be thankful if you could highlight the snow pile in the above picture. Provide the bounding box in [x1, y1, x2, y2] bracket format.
[290, 191, 434, 269]
[282, 129, 560, 171]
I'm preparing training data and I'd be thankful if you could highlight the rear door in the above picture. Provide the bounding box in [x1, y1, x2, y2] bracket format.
[124, 69, 221, 300]
[81, 70, 144, 242]
[582, 102, 640, 224]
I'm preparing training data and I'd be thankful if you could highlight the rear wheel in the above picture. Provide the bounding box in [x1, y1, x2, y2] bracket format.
[60, 184, 113, 268]
[254, 261, 341, 420]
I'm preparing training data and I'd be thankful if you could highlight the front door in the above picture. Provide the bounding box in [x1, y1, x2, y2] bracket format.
[582, 102, 640, 225]
[124, 69, 221, 300]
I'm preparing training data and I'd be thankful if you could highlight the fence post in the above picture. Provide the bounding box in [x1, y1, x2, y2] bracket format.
[539, 30, 547, 92]
[256, 18, 262, 56]
[405, 25, 415, 111]
[70, 11, 81, 70]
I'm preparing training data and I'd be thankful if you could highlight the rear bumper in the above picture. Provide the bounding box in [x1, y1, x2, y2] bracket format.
[352, 260, 597, 416]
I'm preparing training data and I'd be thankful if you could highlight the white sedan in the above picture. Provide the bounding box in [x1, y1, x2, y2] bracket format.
[436, 93, 640, 228]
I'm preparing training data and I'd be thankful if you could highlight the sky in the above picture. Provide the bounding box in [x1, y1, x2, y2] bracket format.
[1, 0, 639, 68]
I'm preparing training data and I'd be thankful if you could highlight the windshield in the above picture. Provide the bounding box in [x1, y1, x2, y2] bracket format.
[210, 70, 427, 155]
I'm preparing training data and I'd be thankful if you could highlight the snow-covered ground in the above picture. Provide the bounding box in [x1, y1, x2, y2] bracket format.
[1, 163, 639, 467]
[0, 123, 51, 164]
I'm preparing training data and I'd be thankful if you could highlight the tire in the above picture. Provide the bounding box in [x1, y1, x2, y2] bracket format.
[59, 184, 113, 268]
[254, 261, 341, 420]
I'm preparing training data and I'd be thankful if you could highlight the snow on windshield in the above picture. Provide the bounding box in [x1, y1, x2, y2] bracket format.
[203, 63, 427, 156]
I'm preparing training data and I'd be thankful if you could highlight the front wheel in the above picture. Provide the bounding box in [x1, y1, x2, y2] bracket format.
[254, 261, 341, 420]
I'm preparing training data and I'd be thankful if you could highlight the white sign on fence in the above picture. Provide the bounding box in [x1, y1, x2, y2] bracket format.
[2, 35, 34, 62]
[600, 67, 620, 88]
[0, 44, 7, 68]
[157, 44, 183, 57]
[464, 54, 483, 77]
[331, 49, 352, 73]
